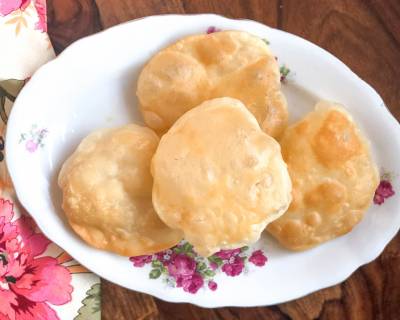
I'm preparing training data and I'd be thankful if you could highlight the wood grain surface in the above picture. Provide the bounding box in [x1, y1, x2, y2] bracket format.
[47, 1, 400, 319]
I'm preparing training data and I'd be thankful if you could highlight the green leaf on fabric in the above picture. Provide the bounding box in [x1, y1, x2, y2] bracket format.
[5, 276, 16, 283]
[0, 79, 25, 124]
[0, 96, 5, 124]
[0, 253, 7, 265]
[0, 79, 25, 98]
[74, 283, 101, 320]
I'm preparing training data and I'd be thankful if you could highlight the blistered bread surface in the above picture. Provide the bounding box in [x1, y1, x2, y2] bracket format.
[151, 97, 292, 256]
[137, 30, 287, 138]
[58, 124, 182, 256]
[267, 101, 379, 250]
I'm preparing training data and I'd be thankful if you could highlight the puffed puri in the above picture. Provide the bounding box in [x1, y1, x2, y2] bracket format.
[137, 30, 288, 138]
[58, 124, 183, 256]
[267, 101, 379, 250]
[151, 97, 292, 257]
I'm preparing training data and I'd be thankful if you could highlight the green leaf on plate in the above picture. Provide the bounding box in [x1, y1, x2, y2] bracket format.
[197, 262, 207, 272]
[182, 242, 193, 252]
[149, 269, 161, 279]
[280, 65, 290, 78]
[173, 247, 182, 253]
[208, 256, 223, 267]
[262, 38, 270, 45]
[204, 270, 216, 277]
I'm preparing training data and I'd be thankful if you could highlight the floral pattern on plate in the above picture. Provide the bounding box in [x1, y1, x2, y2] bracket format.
[130, 241, 267, 294]
[280, 65, 290, 82]
[130, 171, 396, 295]
[374, 172, 395, 205]
[19, 124, 48, 153]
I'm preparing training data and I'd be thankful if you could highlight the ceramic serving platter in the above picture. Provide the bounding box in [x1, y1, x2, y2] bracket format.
[6, 14, 400, 307]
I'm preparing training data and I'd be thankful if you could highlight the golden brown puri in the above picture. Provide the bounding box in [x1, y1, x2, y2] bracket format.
[58, 124, 182, 256]
[137, 30, 287, 138]
[151, 97, 292, 257]
[267, 101, 379, 251]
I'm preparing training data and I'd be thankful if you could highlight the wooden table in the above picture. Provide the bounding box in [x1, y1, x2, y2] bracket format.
[47, 1, 400, 319]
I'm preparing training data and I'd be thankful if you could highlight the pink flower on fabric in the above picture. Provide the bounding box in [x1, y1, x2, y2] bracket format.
[180, 273, 204, 294]
[129, 255, 152, 267]
[0, 197, 73, 320]
[0, 200, 18, 252]
[214, 248, 241, 260]
[14, 216, 50, 256]
[208, 280, 218, 291]
[221, 256, 244, 277]
[0, 199, 14, 223]
[0, 255, 72, 320]
[167, 254, 196, 278]
[0, 0, 30, 16]
[33, 0, 46, 32]
[25, 140, 38, 153]
[374, 180, 395, 205]
[249, 250, 267, 267]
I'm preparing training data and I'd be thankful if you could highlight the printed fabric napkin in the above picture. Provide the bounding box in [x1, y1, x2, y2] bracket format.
[0, 1, 101, 319]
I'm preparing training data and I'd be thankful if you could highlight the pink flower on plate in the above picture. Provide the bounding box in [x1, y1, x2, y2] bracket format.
[154, 250, 175, 266]
[180, 273, 204, 294]
[221, 256, 244, 277]
[129, 255, 152, 267]
[208, 280, 218, 291]
[167, 254, 196, 278]
[25, 140, 38, 153]
[20, 125, 48, 153]
[209, 262, 218, 271]
[249, 250, 267, 267]
[214, 248, 241, 260]
[33, 0, 46, 32]
[374, 180, 395, 205]
[0, 0, 30, 16]
[206, 26, 221, 34]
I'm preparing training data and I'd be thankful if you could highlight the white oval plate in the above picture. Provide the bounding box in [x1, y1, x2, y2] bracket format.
[6, 14, 400, 307]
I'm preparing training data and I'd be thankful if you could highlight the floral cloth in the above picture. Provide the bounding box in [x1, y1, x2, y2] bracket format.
[0, 1, 100, 319]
